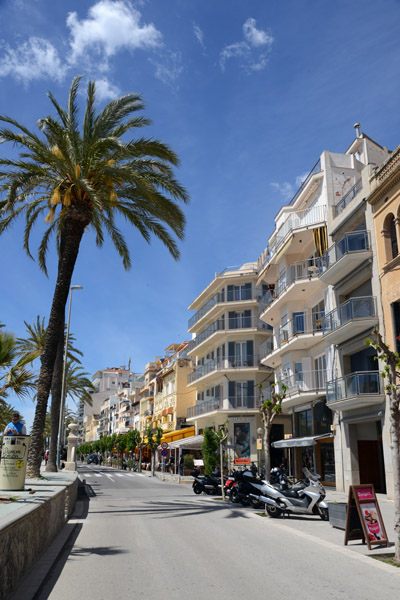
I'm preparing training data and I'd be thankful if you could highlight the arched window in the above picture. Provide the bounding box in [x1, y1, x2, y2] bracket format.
[383, 213, 398, 262]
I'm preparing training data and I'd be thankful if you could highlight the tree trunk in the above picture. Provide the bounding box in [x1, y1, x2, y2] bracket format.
[263, 423, 271, 482]
[26, 218, 87, 478]
[46, 330, 65, 472]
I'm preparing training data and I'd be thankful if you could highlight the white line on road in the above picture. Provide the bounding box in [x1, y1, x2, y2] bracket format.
[105, 474, 115, 481]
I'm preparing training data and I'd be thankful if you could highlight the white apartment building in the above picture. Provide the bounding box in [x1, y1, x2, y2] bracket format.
[256, 126, 391, 491]
[186, 263, 291, 470]
[83, 366, 134, 442]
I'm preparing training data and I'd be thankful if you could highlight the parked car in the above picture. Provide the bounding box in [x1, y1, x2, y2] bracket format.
[87, 454, 99, 465]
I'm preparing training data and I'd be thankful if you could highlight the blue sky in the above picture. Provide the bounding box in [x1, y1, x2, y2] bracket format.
[1, 0, 400, 428]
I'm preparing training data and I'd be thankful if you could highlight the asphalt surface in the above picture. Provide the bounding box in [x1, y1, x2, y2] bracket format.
[10, 464, 400, 600]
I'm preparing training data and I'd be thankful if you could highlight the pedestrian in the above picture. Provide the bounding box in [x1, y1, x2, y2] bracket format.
[98, 453, 103, 466]
[3, 412, 27, 435]
[179, 454, 184, 475]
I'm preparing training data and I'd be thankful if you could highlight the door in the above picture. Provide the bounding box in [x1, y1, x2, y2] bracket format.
[357, 440, 385, 492]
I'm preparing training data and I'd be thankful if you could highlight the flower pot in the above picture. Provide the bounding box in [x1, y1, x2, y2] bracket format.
[328, 502, 347, 530]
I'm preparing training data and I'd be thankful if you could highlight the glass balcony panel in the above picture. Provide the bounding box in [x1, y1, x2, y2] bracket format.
[326, 371, 382, 403]
[323, 297, 376, 335]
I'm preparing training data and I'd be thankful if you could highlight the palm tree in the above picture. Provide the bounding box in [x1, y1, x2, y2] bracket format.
[16, 316, 85, 472]
[0, 77, 189, 477]
[0, 329, 36, 403]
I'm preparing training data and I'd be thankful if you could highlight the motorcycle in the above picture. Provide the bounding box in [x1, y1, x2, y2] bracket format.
[191, 467, 227, 495]
[229, 469, 275, 508]
[258, 467, 329, 520]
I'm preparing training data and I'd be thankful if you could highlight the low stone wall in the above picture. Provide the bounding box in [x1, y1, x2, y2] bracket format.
[0, 477, 78, 600]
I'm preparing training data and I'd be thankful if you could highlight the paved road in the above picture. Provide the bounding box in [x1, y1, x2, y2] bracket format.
[37, 465, 400, 599]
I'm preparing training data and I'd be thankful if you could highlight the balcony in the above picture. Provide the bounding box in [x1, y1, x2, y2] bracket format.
[322, 297, 378, 345]
[258, 204, 326, 272]
[161, 422, 174, 431]
[188, 355, 268, 385]
[320, 231, 372, 285]
[279, 370, 327, 409]
[187, 315, 271, 355]
[326, 371, 384, 411]
[187, 395, 259, 419]
[259, 258, 325, 323]
[188, 287, 261, 332]
[333, 179, 363, 217]
[260, 312, 324, 367]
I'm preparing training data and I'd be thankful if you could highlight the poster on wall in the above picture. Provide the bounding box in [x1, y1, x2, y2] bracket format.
[234, 422, 250, 464]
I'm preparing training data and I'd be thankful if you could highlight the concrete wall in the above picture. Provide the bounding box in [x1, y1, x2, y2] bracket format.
[0, 478, 78, 600]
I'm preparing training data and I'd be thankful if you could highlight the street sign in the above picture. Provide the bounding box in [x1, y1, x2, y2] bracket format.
[161, 449, 168, 457]
[161, 442, 168, 449]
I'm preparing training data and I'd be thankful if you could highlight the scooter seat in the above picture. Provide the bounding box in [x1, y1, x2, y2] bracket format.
[279, 488, 300, 499]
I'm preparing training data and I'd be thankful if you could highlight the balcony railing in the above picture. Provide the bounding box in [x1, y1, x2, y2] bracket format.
[258, 204, 327, 269]
[280, 370, 327, 395]
[326, 371, 382, 404]
[260, 312, 324, 359]
[188, 356, 265, 384]
[334, 179, 363, 217]
[323, 297, 377, 335]
[187, 395, 258, 418]
[188, 287, 259, 329]
[259, 258, 324, 314]
[188, 316, 271, 352]
[322, 230, 371, 270]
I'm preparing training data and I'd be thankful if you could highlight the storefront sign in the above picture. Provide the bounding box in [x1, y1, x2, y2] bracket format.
[234, 458, 251, 465]
[344, 484, 389, 550]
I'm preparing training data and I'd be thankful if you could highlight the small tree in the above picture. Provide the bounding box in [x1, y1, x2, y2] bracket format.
[136, 431, 145, 472]
[366, 329, 400, 562]
[259, 382, 287, 481]
[202, 427, 220, 475]
[146, 425, 163, 476]
[116, 434, 128, 469]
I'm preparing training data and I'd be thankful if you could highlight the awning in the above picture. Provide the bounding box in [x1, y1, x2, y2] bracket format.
[272, 433, 332, 448]
[159, 434, 204, 451]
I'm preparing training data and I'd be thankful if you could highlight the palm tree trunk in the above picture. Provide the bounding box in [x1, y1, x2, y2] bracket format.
[26, 218, 87, 478]
[46, 329, 64, 472]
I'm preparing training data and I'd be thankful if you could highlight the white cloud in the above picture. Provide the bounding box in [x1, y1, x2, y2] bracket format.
[243, 18, 273, 48]
[94, 77, 121, 101]
[193, 24, 205, 48]
[66, 1, 162, 64]
[220, 17, 273, 72]
[219, 42, 249, 71]
[0, 37, 66, 84]
[149, 51, 183, 88]
[295, 171, 310, 187]
[271, 182, 294, 201]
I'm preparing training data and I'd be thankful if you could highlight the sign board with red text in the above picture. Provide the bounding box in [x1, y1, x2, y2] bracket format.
[344, 484, 389, 550]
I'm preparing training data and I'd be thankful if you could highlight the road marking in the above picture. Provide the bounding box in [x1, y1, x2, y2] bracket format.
[105, 474, 114, 481]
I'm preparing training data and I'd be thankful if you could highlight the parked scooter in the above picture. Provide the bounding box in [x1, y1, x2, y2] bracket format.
[257, 467, 329, 520]
[191, 467, 226, 495]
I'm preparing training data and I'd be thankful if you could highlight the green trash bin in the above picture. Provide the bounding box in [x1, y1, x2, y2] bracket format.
[0, 435, 30, 491]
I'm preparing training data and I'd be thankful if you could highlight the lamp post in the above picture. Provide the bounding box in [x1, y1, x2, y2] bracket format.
[57, 285, 83, 468]
[257, 427, 263, 476]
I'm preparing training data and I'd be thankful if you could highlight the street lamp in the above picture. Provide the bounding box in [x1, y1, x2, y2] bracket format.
[257, 427, 263, 475]
[57, 285, 83, 468]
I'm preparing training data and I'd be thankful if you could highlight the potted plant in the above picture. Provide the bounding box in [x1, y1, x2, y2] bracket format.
[183, 454, 195, 474]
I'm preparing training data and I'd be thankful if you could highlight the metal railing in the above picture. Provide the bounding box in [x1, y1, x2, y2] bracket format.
[322, 296, 377, 335]
[187, 395, 259, 418]
[280, 370, 327, 395]
[258, 204, 327, 269]
[334, 179, 363, 217]
[259, 339, 274, 360]
[322, 230, 371, 271]
[188, 286, 260, 329]
[188, 356, 265, 383]
[215, 264, 258, 277]
[259, 258, 324, 314]
[188, 315, 271, 351]
[326, 371, 382, 403]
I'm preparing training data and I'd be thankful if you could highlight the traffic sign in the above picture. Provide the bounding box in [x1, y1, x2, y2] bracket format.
[161, 449, 168, 457]
[161, 442, 168, 449]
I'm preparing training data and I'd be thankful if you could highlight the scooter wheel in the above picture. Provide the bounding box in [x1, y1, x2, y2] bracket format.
[318, 506, 329, 521]
[266, 505, 282, 518]
[193, 483, 203, 495]
[229, 488, 240, 503]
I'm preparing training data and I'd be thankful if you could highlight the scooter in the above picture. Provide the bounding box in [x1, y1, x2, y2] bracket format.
[191, 467, 226, 495]
[257, 468, 329, 520]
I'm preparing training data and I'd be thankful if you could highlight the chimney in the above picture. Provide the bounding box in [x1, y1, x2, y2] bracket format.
[354, 122, 361, 137]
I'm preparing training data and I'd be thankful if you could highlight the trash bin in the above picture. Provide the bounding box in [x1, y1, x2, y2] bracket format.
[0, 435, 30, 491]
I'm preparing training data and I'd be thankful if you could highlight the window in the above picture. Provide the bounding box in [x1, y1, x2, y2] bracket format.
[227, 283, 252, 301]
[312, 300, 325, 330]
[314, 355, 326, 389]
[228, 380, 254, 408]
[383, 213, 398, 262]
[228, 341, 253, 367]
